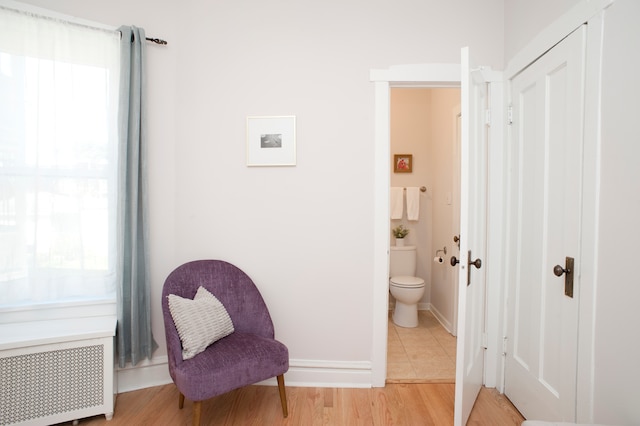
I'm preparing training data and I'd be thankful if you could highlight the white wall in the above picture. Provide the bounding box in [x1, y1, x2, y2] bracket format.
[504, 0, 581, 61]
[16, 0, 504, 388]
[592, 0, 640, 423]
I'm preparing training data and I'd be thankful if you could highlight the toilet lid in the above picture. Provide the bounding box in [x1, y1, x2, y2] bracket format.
[390, 275, 425, 288]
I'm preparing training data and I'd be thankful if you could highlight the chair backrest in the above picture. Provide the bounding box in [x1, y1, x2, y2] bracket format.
[161, 260, 275, 369]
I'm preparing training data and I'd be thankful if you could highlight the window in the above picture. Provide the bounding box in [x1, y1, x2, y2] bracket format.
[0, 6, 120, 307]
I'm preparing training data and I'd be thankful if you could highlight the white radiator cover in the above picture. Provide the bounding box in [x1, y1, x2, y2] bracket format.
[0, 317, 116, 426]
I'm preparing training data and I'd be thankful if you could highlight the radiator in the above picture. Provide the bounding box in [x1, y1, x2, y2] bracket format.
[0, 317, 116, 426]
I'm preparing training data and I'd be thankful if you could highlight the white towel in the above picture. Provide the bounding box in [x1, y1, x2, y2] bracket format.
[390, 187, 404, 219]
[406, 187, 420, 220]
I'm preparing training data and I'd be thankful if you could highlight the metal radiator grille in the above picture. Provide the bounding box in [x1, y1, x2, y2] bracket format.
[0, 345, 104, 425]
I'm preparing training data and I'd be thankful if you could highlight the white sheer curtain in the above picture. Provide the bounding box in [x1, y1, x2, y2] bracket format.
[0, 6, 120, 307]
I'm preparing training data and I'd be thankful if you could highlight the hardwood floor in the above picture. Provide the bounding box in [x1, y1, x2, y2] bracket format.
[67, 383, 524, 425]
[56, 312, 524, 425]
[58, 312, 525, 425]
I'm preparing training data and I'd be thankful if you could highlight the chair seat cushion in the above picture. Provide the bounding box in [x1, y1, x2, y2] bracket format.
[172, 332, 289, 402]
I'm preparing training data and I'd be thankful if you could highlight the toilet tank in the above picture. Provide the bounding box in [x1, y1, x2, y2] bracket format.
[390, 246, 417, 277]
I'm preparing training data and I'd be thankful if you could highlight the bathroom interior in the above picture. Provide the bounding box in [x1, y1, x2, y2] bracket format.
[387, 86, 461, 383]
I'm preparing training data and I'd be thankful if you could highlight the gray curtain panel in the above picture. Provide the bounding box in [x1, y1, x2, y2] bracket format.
[116, 25, 157, 368]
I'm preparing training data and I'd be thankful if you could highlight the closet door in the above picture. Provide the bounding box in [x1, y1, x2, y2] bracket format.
[504, 25, 586, 421]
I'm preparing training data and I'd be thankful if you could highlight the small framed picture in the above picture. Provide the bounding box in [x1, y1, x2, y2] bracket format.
[394, 154, 412, 173]
[246, 116, 296, 166]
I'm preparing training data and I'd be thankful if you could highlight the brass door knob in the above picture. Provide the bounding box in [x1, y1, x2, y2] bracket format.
[469, 258, 482, 269]
[553, 265, 568, 276]
[553, 257, 575, 298]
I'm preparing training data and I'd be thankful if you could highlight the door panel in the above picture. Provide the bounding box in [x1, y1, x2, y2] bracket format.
[505, 26, 585, 422]
[452, 113, 461, 336]
[454, 47, 488, 426]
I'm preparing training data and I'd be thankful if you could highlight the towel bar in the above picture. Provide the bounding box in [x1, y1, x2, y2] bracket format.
[403, 186, 427, 192]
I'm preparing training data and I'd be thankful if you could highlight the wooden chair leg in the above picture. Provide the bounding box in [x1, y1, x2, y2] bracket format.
[193, 400, 202, 426]
[277, 374, 288, 418]
[178, 392, 185, 409]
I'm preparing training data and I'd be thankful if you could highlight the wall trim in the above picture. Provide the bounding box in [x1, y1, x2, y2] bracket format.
[116, 355, 172, 393]
[430, 304, 454, 334]
[575, 10, 605, 424]
[281, 359, 372, 388]
[0, 301, 117, 325]
[116, 357, 374, 393]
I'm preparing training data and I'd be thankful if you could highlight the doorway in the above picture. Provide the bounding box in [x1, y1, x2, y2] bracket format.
[372, 59, 504, 426]
[370, 63, 462, 387]
[386, 87, 460, 382]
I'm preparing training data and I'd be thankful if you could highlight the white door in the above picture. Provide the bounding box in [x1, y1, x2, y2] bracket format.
[504, 26, 585, 422]
[451, 113, 461, 337]
[454, 47, 488, 426]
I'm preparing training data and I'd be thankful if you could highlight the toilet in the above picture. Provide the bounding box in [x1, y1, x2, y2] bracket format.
[389, 245, 425, 327]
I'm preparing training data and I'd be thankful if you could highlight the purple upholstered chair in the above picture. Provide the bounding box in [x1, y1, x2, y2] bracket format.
[161, 260, 289, 425]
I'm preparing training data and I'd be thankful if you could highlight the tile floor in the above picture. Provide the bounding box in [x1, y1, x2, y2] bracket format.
[387, 310, 457, 383]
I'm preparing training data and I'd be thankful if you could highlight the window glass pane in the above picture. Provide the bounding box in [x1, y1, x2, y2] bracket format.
[0, 7, 119, 307]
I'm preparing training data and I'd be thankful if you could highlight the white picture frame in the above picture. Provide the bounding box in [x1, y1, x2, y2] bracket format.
[246, 115, 296, 166]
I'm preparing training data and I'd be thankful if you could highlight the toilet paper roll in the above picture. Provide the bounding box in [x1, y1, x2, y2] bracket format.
[434, 256, 443, 264]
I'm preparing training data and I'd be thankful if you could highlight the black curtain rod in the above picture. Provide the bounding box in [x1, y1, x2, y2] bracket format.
[146, 37, 167, 45]
[119, 31, 167, 45]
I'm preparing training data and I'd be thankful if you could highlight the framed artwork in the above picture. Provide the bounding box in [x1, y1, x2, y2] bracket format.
[246, 116, 296, 166]
[394, 154, 412, 173]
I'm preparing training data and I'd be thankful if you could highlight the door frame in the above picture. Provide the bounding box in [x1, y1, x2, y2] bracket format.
[370, 64, 460, 388]
[370, 64, 505, 389]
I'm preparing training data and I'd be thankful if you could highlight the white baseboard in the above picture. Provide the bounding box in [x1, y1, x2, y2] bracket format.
[116, 355, 172, 393]
[116, 356, 373, 393]
[429, 305, 454, 334]
[280, 359, 372, 388]
[417, 302, 430, 311]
